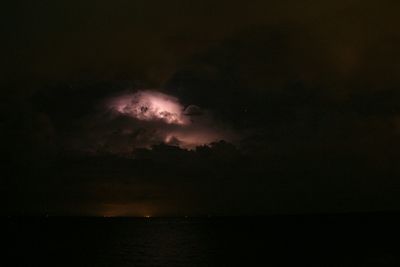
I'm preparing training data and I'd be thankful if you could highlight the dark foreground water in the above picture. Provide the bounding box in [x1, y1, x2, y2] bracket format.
[4, 213, 400, 266]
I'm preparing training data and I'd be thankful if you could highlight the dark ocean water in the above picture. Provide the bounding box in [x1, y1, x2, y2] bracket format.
[4, 214, 400, 266]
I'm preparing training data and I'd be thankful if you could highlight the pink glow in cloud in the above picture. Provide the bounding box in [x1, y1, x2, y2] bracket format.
[109, 91, 189, 125]
[105, 90, 236, 150]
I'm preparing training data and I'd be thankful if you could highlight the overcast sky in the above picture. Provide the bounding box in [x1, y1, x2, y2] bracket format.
[2, 0, 400, 216]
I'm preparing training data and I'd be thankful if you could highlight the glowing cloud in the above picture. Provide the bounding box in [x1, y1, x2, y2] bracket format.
[103, 90, 237, 151]
[109, 90, 189, 125]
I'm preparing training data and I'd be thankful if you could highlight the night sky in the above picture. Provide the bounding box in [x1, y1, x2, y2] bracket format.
[2, 0, 400, 216]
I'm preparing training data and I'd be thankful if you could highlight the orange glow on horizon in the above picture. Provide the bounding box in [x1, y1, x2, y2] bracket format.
[100, 203, 157, 218]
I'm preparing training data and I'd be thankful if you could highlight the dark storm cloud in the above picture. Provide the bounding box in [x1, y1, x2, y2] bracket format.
[4, 0, 399, 86]
[3, 0, 400, 215]
[164, 19, 400, 157]
[7, 77, 400, 215]
[30, 85, 237, 154]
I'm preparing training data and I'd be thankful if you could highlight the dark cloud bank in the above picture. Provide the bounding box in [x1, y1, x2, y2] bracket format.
[2, 0, 400, 216]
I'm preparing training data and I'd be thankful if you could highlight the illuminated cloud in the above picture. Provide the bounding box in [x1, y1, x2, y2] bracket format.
[108, 90, 189, 125]
[102, 90, 236, 151]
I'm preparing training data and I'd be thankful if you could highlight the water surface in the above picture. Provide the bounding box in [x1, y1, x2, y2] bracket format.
[5, 214, 400, 266]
